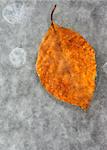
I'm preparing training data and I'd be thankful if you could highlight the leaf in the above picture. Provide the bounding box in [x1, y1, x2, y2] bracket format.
[36, 5, 96, 111]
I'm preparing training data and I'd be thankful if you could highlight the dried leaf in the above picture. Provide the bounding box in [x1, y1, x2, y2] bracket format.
[36, 5, 96, 110]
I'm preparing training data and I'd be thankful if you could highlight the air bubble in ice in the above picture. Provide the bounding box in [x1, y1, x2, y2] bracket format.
[102, 62, 107, 74]
[2, 2, 25, 24]
[9, 47, 26, 68]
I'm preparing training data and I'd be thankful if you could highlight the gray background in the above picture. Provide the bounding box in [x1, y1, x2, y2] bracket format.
[0, 0, 107, 150]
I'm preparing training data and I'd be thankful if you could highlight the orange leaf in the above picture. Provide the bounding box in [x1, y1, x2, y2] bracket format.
[36, 5, 96, 110]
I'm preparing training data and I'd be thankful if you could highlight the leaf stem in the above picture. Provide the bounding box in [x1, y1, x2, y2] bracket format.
[51, 4, 57, 23]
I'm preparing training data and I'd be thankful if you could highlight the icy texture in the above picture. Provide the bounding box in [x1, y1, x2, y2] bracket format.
[0, 0, 107, 150]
